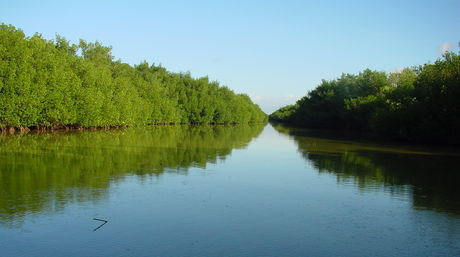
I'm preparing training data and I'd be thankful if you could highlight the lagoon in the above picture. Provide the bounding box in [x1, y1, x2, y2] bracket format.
[1, 124, 459, 257]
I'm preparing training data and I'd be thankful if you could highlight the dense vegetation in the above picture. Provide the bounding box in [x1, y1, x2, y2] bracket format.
[0, 24, 266, 130]
[0, 124, 265, 226]
[270, 50, 460, 144]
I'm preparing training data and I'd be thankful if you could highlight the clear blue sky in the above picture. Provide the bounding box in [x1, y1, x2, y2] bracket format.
[2, 0, 459, 113]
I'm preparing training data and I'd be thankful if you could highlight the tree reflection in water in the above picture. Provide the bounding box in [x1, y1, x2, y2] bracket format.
[0, 124, 265, 227]
[272, 124, 460, 216]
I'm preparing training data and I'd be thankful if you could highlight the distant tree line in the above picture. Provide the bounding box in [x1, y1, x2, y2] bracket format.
[0, 24, 266, 131]
[270, 48, 460, 144]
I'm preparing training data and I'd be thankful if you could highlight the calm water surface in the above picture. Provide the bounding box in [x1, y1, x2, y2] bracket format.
[1, 124, 459, 257]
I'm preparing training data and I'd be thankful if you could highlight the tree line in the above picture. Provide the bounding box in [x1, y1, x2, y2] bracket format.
[0, 24, 266, 131]
[270, 48, 460, 144]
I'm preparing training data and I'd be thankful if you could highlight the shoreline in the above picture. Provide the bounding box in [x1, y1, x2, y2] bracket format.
[0, 122, 267, 135]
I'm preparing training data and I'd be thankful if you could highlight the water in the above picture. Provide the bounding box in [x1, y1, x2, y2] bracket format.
[1, 124, 459, 257]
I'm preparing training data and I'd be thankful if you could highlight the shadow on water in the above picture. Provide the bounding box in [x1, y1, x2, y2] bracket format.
[0, 124, 265, 227]
[272, 123, 460, 216]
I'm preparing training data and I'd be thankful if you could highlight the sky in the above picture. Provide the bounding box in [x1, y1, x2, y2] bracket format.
[2, 0, 459, 113]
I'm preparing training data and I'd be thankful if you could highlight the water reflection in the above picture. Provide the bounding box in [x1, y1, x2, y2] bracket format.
[0, 124, 265, 226]
[272, 124, 460, 215]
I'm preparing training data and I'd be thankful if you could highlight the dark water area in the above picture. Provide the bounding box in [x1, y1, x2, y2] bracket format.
[1, 124, 459, 257]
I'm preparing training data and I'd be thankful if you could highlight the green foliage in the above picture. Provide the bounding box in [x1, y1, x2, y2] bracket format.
[270, 51, 460, 144]
[269, 104, 299, 122]
[0, 24, 266, 128]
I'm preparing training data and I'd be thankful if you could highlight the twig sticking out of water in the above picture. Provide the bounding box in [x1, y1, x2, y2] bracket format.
[93, 218, 108, 231]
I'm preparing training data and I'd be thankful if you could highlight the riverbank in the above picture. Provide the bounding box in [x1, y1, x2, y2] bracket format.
[0, 24, 266, 129]
[270, 51, 460, 145]
[0, 122, 268, 135]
